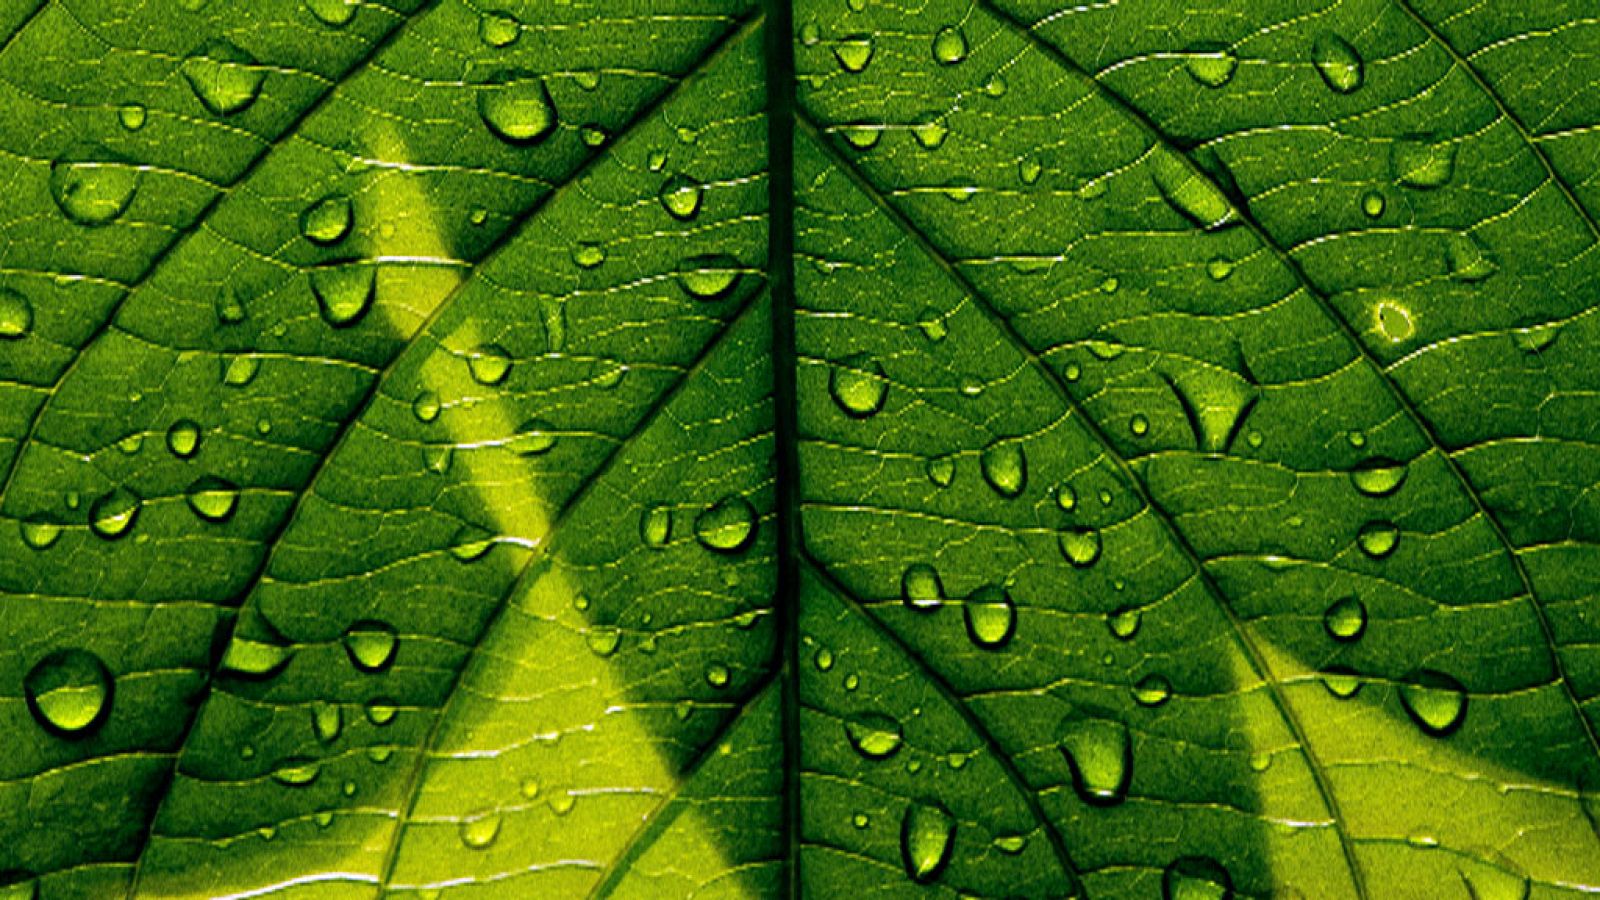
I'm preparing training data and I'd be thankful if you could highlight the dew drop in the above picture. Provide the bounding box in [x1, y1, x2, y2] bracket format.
[410, 391, 441, 424]
[659, 173, 704, 220]
[932, 26, 968, 65]
[271, 757, 321, 787]
[845, 712, 903, 760]
[186, 475, 240, 523]
[1151, 148, 1234, 230]
[508, 418, 557, 457]
[925, 454, 955, 487]
[478, 10, 520, 47]
[1392, 138, 1457, 190]
[641, 505, 672, 548]
[705, 663, 732, 689]
[1108, 607, 1141, 640]
[1362, 191, 1386, 218]
[572, 241, 606, 269]
[449, 524, 496, 562]
[342, 620, 398, 673]
[1356, 520, 1400, 559]
[117, 102, 148, 131]
[1323, 596, 1367, 642]
[1399, 669, 1467, 737]
[182, 39, 266, 116]
[694, 495, 757, 554]
[1311, 32, 1364, 94]
[0, 289, 33, 339]
[166, 419, 201, 458]
[1206, 257, 1234, 281]
[1446, 232, 1497, 283]
[899, 800, 955, 883]
[1133, 673, 1172, 707]
[813, 646, 834, 672]
[901, 563, 945, 612]
[1375, 299, 1414, 343]
[963, 584, 1015, 650]
[830, 353, 888, 418]
[1059, 527, 1102, 568]
[466, 344, 513, 385]
[88, 488, 140, 540]
[677, 254, 742, 300]
[841, 123, 882, 151]
[24, 649, 113, 736]
[220, 637, 293, 680]
[833, 34, 874, 73]
[459, 812, 502, 850]
[304, 0, 357, 27]
[1018, 158, 1043, 185]
[310, 265, 375, 328]
[365, 698, 398, 726]
[50, 148, 140, 227]
[1512, 322, 1560, 355]
[1162, 856, 1233, 900]
[979, 440, 1026, 498]
[477, 71, 556, 144]
[19, 517, 61, 551]
[912, 117, 949, 150]
[421, 444, 453, 475]
[300, 195, 353, 246]
[1058, 711, 1131, 806]
[1350, 458, 1407, 497]
[222, 354, 261, 387]
[1185, 43, 1237, 88]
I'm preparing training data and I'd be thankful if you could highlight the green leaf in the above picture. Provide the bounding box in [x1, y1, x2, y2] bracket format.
[1, 1, 1598, 898]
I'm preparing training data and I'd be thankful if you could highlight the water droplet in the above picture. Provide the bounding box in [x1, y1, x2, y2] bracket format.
[912, 117, 949, 150]
[641, 505, 672, 548]
[182, 39, 266, 116]
[449, 524, 495, 562]
[572, 241, 606, 269]
[814, 646, 834, 672]
[24, 649, 112, 736]
[0, 874, 37, 900]
[406, 392, 440, 426]
[305, 0, 356, 27]
[845, 712, 903, 760]
[1512, 322, 1560, 355]
[1108, 607, 1141, 640]
[220, 637, 293, 680]
[1323, 596, 1367, 642]
[586, 626, 622, 658]
[459, 812, 502, 850]
[222, 354, 261, 387]
[311, 702, 342, 743]
[186, 475, 240, 523]
[88, 488, 140, 540]
[1206, 257, 1234, 282]
[1362, 190, 1386, 218]
[310, 264, 375, 328]
[1446, 232, 1497, 283]
[574, 70, 601, 91]
[695, 495, 756, 553]
[799, 23, 821, 45]
[1321, 665, 1363, 699]
[113, 101, 148, 133]
[899, 800, 955, 883]
[1130, 413, 1150, 437]
[659, 174, 704, 220]
[301, 195, 353, 246]
[1058, 711, 1131, 806]
[50, 147, 140, 226]
[478, 71, 556, 144]
[1185, 44, 1237, 88]
[705, 663, 732, 689]
[1375, 299, 1414, 343]
[901, 563, 945, 611]
[925, 454, 955, 487]
[421, 444, 453, 475]
[1357, 520, 1400, 559]
[1392, 138, 1457, 190]
[841, 123, 881, 151]
[164, 419, 202, 458]
[677, 254, 742, 300]
[834, 34, 874, 72]
[1059, 527, 1102, 568]
[1133, 673, 1173, 707]
[0, 288, 32, 340]
[116, 432, 144, 456]
[364, 698, 398, 726]
[479, 10, 520, 47]
[1311, 33, 1364, 94]
[1400, 669, 1467, 737]
[1018, 158, 1043, 185]
[979, 440, 1026, 498]
[963, 584, 1015, 650]
[467, 344, 512, 385]
[271, 757, 320, 787]
[19, 517, 61, 551]
[508, 418, 557, 457]
[932, 26, 968, 65]
[1162, 856, 1233, 900]
[1350, 458, 1407, 497]
[830, 353, 888, 418]
[1151, 148, 1234, 230]
[342, 620, 398, 673]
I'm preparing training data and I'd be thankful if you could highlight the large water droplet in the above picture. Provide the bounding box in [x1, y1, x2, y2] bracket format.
[88, 488, 140, 540]
[659, 174, 704, 220]
[979, 440, 1025, 498]
[1151, 148, 1234, 230]
[585, 625, 621, 658]
[1399, 669, 1467, 737]
[931, 26, 967, 65]
[1350, 458, 1407, 497]
[1108, 607, 1141, 640]
[1058, 711, 1131, 806]
[467, 344, 513, 385]
[1162, 856, 1233, 900]
[1357, 521, 1400, 559]
[1323, 596, 1367, 642]
[1392, 138, 1457, 190]
[19, 517, 61, 551]
[677, 254, 742, 300]
[310, 264, 375, 327]
[1312, 33, 1363, 94]
[0, 289, 34, 339]
[305, 0, 357, 27]
[24, 649, 113, 736]
[478, 71, 556, 144]
[1185, 44, 1237, 88]
[830, 353, 888, 418]
[342, 620, 398, 673]
[695, 495, 757, 553]
[118, 102, 147, 131]
[301, 195, 353, 245]
[901, 563, 945, 612]
[166, 419, 201, 458]
[834, 34, 874, 72]
[459, 812, 502, 850]
[1058, 526, 1102, 568]
[1133, 673, 1173, 707]
[50, 148, 140, 227]
[182, 39, 266, 116]
[963, 584, 1015, 650]
[1321, 665, 1363, 699]
[845, 712, 903, 760]
[899, 800, 955, 883]
[186, 475, 240, 523]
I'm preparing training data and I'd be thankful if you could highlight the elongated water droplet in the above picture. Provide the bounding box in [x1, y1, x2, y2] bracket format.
[508, 418, 557, 456]
[301, 195, 353, 245]
[841, 123, 881, 151]
[271, 757, 320, 787]
[0, 289, 34, 339]
[677, 254, 742, 300]
[1058, 711, 1131, 806]
[50, 148, 140, 226]
[901, 563, 945, 611]
[310, 264, 374, 327]
[1133, 673, 1172, 707]
[830, 353, 887, 418]
[1323, 596, 1367, 642]
[478, 71, 556, 144]
[659, 174, 704, 220]
[222, 354, 260, 387]
[963, 584, 1015, 649]
[1392, 138, 1457, 189]
[449, 524, 495, 562]
[1512, 322, 1560, 355]
[182, 39, 265, 116]
[459, 812, 502, 850]
[467, 344, 512, 385]
[1151, 148, 1234, 230]
[845, 712, 903, 760]
[1185, 43, 1237, 88]
[479, 10, 520, 47]
[1350, 458, 1407, 496]
[1059, 527, 1102, 568]
[834, 34, 874, 72]
[24, 649, 113, 736]
[1357, 520, 1399, 559]
[641, 505, 672, 548]
[1400, 669, 1467, 737]
[979, 440, 1025, 498]
[89, 488, 140, 540]
[308, 701, 342, 743]
[186, 475, 240, 523]
[305, 0, 356, 27]
[899, 801, 955, 883]
[1312, 33, 1363, 94]
[342, 620, 398, 673]
[932, 26, 967, 65]
[695, 495, 756, 553]
[1163, 856, 1233, 900]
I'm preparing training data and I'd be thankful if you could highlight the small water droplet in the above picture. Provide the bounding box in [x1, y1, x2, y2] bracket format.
[834, 34, 874, 72]
[467, 344, 513, 385]
[979, 440, 1026, 498]
[901, 563, 945, 612]
[1059, 527, 1102, 568]
[0, 289, 32, 339]
[900, 800, 955, 883]
[1133, 673, 1173, 708]
[478, 10, 520, 47]
[304, 0, 356, 27]
[220, 637, 293, 680]
[963, 584, 1015, 650]
[421, 444, 453, 475]
[586, 626, 622, 658]
[24, 649, 113, 736]
[301, 195, 353, 246]
[1162, 856, 1233, 900]
[1356, 520, 1400, 559]
[641, 505, 672, 548]
[659, 174, 704, 220]
[410, 391, 441, 424]
[478, 71, 556, 144]
[1185, 43, 1237, 88]
[116, 101, 148, 131]
[1446, 232, 1497, 283]
[572, 241, 606, 269]
[1321, 665, 1363, 699]
[841, 123, 882, 150]
[1058, 710, 1131, 806]
[222, 354, 261, 387]
[1311, 33, 1364, 94]
[271, 757, 321, 787]
[50, 147, 140, 226]
[182, 39, 265, 116]
[830, 353, 888, 418]
[1108, 607, 1141, 640]
[1399, 669, 1467, 737]
[1362, 190, 1386, 218]
[1130, 413, 1150, 437]
[310, 264, 375, 328]
[1350, 458, 1407, 497]
[365, 698, 398, 726]
[89, 488, 140, 540]
[932, 26, 968, 65]
[1018, 158, 1043, 185]
[342, 620, 398, 673]
[677, 254, 742, 300]
[165, 419, 201, 458]
[449, 524, 495, 562]
[814, 646, 834, 672]
[705, 663, 732, 689]
[695, 495, 756, 553]
[1323, 596, 1367, 642]
[573, 70, 601, 91]
[845, 712, 903, 760]
[19, 517, 61, 551]
[1512, 322, 1560, 355]
[459, 812, 502, 850]
[1392, 138, 1457, 190]
[1375, 299, 1414, 343]
[925, 454, 955, 488]
[1206, 257, 1234, 281]
[186, 475, 240, 523]
[912, 117, 948, 150]
[311, 702, 342, 743]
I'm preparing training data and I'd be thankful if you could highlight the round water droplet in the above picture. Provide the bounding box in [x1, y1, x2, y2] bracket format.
[979, 440, 1025, 498]
[1133, 673, 1172, 707]
[182, 39, 266, 116]
[1059, 526, 1102, 568]
[814, 646, 834, 672]
[833, 34, 874, 72]
[899, 800, 955, 884]
[1130, 413, 1150, 437]
[641, 505, 672, 548]
[1392, 138, 1457, 190]
[1399, 669, 1467, 737]
[186, 475, 240, 523]
[301, 195, 353, 246]
[342, 620, 398, 673]
[1185, 43, 1237, 88]
[586, 626, 621, 658]
[1163, 856, 1233, 900]
[845, 712, 903, 760]
[1375, 300, 1414, 343]
[963, 584, 1015, 649]
[411, 390, 441, 424]
[1361, 190, 1386, 218]
[477, 71, 556, 144]
[1311, 32, 1363, 95]
[305, 0, 357, 27]
[364, 697, 398, 726]
[271, 757, 320, 787]
[695, 495, 757, 553]
[1323, 596, 1367, 642]
[1356, 520, 1399, 559]
[1350, 458, 1407, 497]
[841, 123, 881, 151]
[912, 117, 949, 150]
[24, 649, 113, 736]
[1108, 607, 1141, 640]
[50, 148, 140, 227]
[1058, 711, 1131, 806]
[901, 563, 945, 611]
[659, 174, 704, 220]
[705, 663, 732, 689]
[932, 26, 967, 65]
[19, 516, 61, 551]
[310, 264, 375, 328]
[479, 10, 520, 47]
[467, 344, 513, 385]
[88, 488, 140, 540]
[0, 289, 34, 339]
[165, 419, 201, 458]
[508, 418, 558, 456]
[830, 353, 888, 418]
[117, 102, 147, 131]
[1320, 665, 1363, 699]
[677, 254, 742, 300]
[460, 812, 502, 850]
